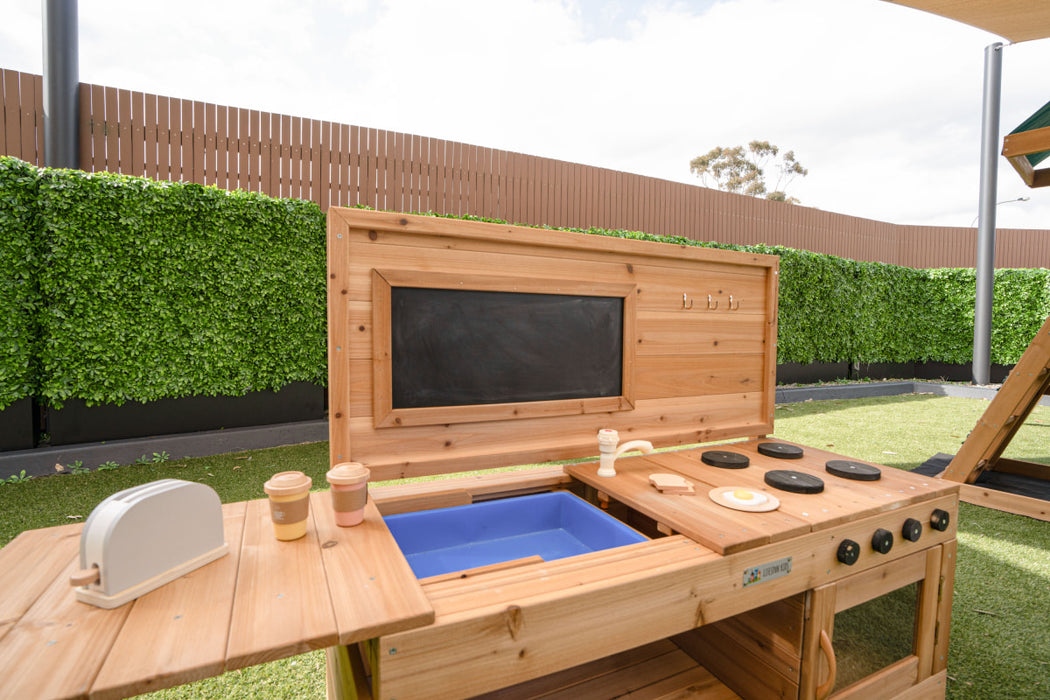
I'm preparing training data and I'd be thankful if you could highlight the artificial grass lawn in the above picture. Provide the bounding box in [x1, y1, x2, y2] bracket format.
[1, 394, 1047, 699]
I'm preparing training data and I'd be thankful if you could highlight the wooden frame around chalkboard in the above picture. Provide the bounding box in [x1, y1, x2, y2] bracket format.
[371, 269, 637, 428]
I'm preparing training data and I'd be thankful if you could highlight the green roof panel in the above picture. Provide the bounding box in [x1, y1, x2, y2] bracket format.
[1011, 99, 1050, 167]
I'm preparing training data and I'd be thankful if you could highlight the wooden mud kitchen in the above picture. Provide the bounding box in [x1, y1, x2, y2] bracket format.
[0, 209, 958, 700]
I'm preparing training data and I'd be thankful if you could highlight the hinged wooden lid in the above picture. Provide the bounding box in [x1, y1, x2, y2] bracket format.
[327, 209, 779, 481]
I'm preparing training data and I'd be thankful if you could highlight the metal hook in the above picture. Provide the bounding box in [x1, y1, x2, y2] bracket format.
[682, 293, 693, 310]
[729, 295, 740, 310]
[707, 294, 718, 310]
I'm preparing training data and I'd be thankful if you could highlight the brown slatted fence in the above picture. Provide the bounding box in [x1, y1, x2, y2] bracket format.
[3, 67, 1049, 269]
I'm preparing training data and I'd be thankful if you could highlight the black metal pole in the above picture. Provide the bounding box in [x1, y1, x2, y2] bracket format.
[42, 0, 79, 168]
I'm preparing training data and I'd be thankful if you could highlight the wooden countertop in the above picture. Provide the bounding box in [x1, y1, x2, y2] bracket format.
[0, 493, 434, 700]
[567, 438, 960, 555]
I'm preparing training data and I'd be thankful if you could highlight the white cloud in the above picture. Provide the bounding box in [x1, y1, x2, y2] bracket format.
[1, 0, 1048, 230]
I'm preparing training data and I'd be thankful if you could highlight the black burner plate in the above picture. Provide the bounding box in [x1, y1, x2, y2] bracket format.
[757, 442, 804, 460]
[701, 450, 750, 469]
[826, 460, 882, 481]
[764, 469, 824, 494]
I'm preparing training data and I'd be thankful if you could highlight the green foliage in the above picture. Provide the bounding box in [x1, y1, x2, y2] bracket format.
[0, 156, 43, 408]
[34, 168, 326, 407]
[1, 159, 1048, 416]
[3, 470, 32, 484]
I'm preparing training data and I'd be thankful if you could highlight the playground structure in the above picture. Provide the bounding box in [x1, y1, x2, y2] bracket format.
[939, 315, 1050, 522]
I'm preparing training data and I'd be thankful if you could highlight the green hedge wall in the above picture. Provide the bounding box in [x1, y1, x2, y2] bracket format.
[0, 157, 42, 409]
[33, 165, 326, 407]
[1, 156, 1049, 413]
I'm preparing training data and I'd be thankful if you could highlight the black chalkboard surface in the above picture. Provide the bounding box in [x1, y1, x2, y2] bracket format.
[391, 287, 624, 409]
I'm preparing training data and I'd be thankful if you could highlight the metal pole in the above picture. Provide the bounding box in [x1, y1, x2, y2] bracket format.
[973, 42, 1002, 385]
[42, 0, 79, 168]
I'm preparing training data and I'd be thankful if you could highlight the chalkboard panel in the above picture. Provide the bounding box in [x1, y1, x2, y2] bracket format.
[391, 287, 624, 409]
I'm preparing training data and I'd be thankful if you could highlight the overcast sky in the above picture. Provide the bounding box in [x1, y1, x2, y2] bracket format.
[2, 0, 1049, 231]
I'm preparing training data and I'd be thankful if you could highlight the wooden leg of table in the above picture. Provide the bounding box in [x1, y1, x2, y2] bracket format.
[800, 584, 837, 700]
[326, 645, 372, 700]
[933, 540, 957, 675]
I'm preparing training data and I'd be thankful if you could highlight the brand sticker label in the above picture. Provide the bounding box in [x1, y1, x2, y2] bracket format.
[743, 556, 792, 587]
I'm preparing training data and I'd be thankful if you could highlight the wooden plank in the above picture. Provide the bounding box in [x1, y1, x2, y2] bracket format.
[914, 547, 942, 682]
[832, 656, 919, 700]
[833, 549, 927, 613]
[89, 502, 248, 699]
[349, 124, 361, 206]
[0, 523, 82, 644]
[675, 595, 803, 683]
[633, 353, 765, 399]
[1006, 152, 1038, 188]
[328, 208, 353, 465]
[958, 483, 1050, 521]
[247, 109, 260, 193]
[536, 648, 702, 700]
[142, 93, 158, 180]
[569, 453, 810, 555]
[332, 209, 777, 269]
[280, 113, 293, 198]
[311, 494, 433, 645]
[310, 118, 323, 207]
[0, 69, 11, 157]
[369, 465, 570, 508]
[317, 120, 331, 210]
[1002, 125, 1050, 159]
[204, 102, 217, 186]
[224, 498, 338, 670]
[471, 639, 680, 699]
[419, 537, 704, 608]
[117, 88, 132, 173]
[363, 127, 377, 209]
[372, 489, 472, 516]
[91, 84, 108, 173]
[799, 584, 836, 700]
[995, 457, 1050, 480]
[191, 99, 204, 185]
[419, 556, 544, 585]
[78, 78, 93, 169]
[894, 669, 948, 700]
[674, 625, 798, 700]
[18, 72, 38, 163]
[350, 395, 767, 482]
[0, 547, 131, 700]
[290, 115, 303, 199]
[933, 540, 956, 674]
[167, 96, 182, 182]
[187, 99, 201, 184]
[130, 91, 145, 177]
[944, 316, 1050, 483]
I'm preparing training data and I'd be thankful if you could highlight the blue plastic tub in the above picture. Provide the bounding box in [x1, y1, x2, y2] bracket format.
[384, 491, 648, 579]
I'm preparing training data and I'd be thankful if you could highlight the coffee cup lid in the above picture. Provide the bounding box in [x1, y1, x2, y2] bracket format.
[327, 462, 370, 486]
[264, 470, 313, 496]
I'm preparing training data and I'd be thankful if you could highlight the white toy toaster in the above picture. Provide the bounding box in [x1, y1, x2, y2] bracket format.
[71, 479, 228, 609]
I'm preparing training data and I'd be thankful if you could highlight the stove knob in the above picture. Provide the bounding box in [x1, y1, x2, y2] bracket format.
[837, 539, 860, 565]
[930, 508, 951, 532]
[871, 528, 894, 554]
[902, 518, 923, 542]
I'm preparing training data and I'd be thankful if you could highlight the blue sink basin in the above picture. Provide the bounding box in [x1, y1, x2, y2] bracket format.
[384, 491, 648, 579]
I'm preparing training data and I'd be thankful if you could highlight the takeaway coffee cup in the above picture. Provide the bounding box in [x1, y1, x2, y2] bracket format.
[264, 471, 313, 541]
[326, 462, 370, 527]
